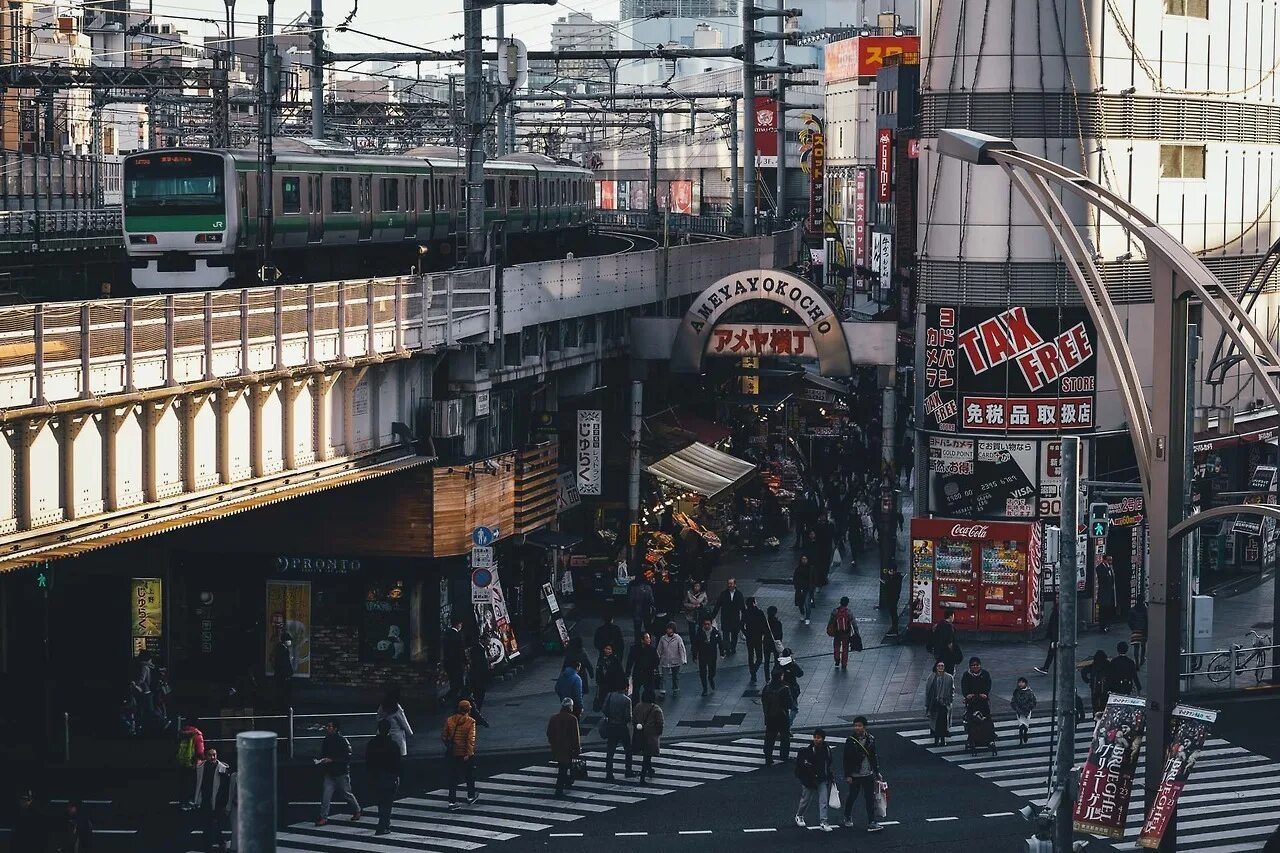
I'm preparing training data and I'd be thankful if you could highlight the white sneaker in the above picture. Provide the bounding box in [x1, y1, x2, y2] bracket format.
[819, 822, 834, 832]
[843, 818, 855, 827]
[804, 618, 811, 625]
[867, 822, 883, 833]
[794, 816, 806, 828]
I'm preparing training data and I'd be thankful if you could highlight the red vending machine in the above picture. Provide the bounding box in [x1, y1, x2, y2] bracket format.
[909, 518, 1043, 633]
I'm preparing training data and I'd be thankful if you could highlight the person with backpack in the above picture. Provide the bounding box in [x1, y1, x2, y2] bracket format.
[316, 719, 361, 826]
[555, 661, 585, 717]
[1107, 642, 1141, 696]
[760, 669, 795, 764]
[827, 596, 860, 670]
[177, 718, 206, 810]
[601, 682, 635, 783]
[842, 717, 883, 832]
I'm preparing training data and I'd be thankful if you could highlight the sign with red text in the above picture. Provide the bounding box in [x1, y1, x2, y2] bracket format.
[824, 36, 921, 83]
[704, 324, 817, 359]
[877, 128, 894, 202]
[1074, 695, 1147, 839]
[853, 167, 869, 268]
[754, 96, 778, 167]
[924, 305, 1098, 434]
[1137, 705, 1217, 848]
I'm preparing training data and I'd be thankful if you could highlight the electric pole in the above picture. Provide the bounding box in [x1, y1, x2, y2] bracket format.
[774, 0, 787, 222]
[310, 0, 324, 138]
[740, 0, 756, 236]
[495, 4, 506, 156]
[257, 3, 278, 279]
[463, 0, 486, 267]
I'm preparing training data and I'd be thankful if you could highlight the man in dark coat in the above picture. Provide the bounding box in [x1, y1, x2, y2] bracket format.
[1035, 599, 1060, 675]
[1107, 642, 1142, 695]
[742, 596, 769, 685]
[712, 578, 747, 655]
[627, 577, 656, 641]
[813, 512, 836, 582]
[441, 618, 467, 702]
[881, 566, 904, 635]
[12, 788, 48, 853]
[1096, 556, 1118, 632]
[691, 618, 724, 696]
[546, 697, 582, 796]
[928, 610, 960, 674]
[626, 632, 661, 701]
[193, 747, 233, 851]
[760, 669, 796, 764]
[593, 614, 625, 664]
[594, 644, 626, 712]
[366, 720, 402, 835]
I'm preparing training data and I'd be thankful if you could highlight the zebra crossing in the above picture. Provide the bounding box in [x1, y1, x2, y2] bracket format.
[253, 739, 768, 852]
[896, 716, 1280, 853]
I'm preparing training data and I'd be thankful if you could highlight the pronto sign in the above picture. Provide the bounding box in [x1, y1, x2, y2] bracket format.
[670, 269, 853, 376]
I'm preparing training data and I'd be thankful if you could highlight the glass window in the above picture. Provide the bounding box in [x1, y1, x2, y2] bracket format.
[380, 177, 399, 211]
[572, 181, 578, 203]
[331, 176, 352, 212]
[508, 179, 520, 208]
[124, 151, 224, 216]
[484, 178, 496, 208]
[1159, 144, 1206, 179]
[281, 176, 300, 213]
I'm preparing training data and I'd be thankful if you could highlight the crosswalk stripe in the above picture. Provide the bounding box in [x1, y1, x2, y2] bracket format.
[282, 824, 483, 850]
[404, 793, 607, 813]
[520, 764, 704, 788]
[578, 754, 732, 780]
[490, 772, 678, 796]
[395, 796, 585, 821]
[895, 718, 1280, 851]
[471, 780, 646, 803]
[368, 806, 552, 832]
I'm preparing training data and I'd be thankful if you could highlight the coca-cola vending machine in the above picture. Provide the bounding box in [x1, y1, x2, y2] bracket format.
[909, 518, 1043, 633]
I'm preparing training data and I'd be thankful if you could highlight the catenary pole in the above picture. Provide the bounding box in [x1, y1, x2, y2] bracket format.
[495, 4, 506, 156]
[310, 0, 323, 138]
[774, 0, 787, 222]
[728, 96, 741, 223]
[740, 1, 756, 236]
[464, 0, 486, 267]
[1054, 435, 1080, 852]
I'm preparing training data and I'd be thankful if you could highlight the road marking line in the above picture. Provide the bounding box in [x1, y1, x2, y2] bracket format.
[881, 820, 902, 826]
[679, 830, 713, 835]
[984, 812, 1015, 817]
[615, 831, 648, 836]
[550, 832, 585, 837]
[743, 827, 777, 833]
[926, 816, 959, 822]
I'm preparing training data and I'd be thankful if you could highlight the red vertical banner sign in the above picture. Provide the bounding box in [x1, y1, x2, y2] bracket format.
[807, 131, 825, 232]
[1137, 705, 1219, 848]
[669, 180, 693, 215]
[1073, 695, 1148, 838]
[853, 167, 868, 269]
[877, 128, 894, 202]
[753, 96, 778, 166]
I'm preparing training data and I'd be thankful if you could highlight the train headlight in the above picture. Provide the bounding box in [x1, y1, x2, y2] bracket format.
[129, 234, 158, 245]
[194, 233, 223, 243]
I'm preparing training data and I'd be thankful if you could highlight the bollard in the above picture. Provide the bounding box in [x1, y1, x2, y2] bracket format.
[236, 731, 277, 853]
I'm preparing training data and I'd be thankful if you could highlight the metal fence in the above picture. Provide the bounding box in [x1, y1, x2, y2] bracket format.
[186, 709, 381, 759]
[0, 208, 123, 251]
[1180, 641, 1278, 690]
[593, 210, 776, 236]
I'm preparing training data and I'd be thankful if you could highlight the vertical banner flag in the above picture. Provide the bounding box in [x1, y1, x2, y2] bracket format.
[130, 577, 163, 655]
[877, 128, 894, 202]
[753, 96, 778, 167]
[1073, 694, 1148, 838]
[1137, 705, 1219, 848]
[577, 409, 603, 495]
[853, 167, 869, 269]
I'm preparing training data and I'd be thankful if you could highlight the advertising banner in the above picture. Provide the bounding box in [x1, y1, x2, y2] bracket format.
[1073, 694, 1148, 838]
[877, 128, 894, 202]
[360, 579, 409, 663]
[130, 577, 163, 656]
[924, 305, 1098, 434]
[807, 130, 826, 232]
[669, 180, 694, 215]
[927, 435, 974, 475]
[909, 538, 935, 626]
[753, 96, 778, 167]
[576, 409, 603, 496]
[1232, 464, 1276, 536]
[265, 580, 311, 677]
[1137, 705, 1218, 848]
[876, 233, 892, 291]
[926, 435, 1088, 520]
[599, 180, 616, 210]
[473, 567, 520, 665]
[824, 35, 921, 83]
[853, 168, 869, 268]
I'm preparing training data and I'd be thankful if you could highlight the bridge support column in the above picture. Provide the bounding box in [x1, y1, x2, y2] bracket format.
[10, 418, 48, 532]
[314, 371, 343, 462]
[249, 381, 282, 479]
[102, 408, 128, 512]
[56, 415, 90, 522]
[280, 377, 309, 471]
[215, 388, 247, 486]
[141, 398, 176, 503]
[341, 368, 370, 457]
[176, 393, 211, 493]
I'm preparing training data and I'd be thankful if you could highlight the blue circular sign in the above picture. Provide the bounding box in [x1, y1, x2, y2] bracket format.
[471, 567, 494, 589]
[472, 526, 497, 546]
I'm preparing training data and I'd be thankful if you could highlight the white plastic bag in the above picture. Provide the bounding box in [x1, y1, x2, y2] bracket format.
[874, 777, 889, 819]
[827, 784, 842, 811]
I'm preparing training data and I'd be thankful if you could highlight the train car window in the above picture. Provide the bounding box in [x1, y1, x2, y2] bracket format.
[435, 178, 444, 210]
[281, 176, 301, 213]
[450, 178, 458, 208]
[331, 177, 353, 212]
[484, 179, 497, 208]
[380, 177, 400, 211]
[523, 178, 530, 207]
[424, 178, 432, 211]
[508, 179, 520, 208]
[407, 178, 416, 212]
[572, 181, 578, 204]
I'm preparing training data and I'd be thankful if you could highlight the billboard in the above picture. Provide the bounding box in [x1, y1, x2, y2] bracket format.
[853, 167, 869, 267]
[576, 409, 603, 496]
[754, 96, 778, 167]
[877, 128, 894, 202]
[926, 435, 1087, 520]
[923, 305, 1098, 434]
[1074, 695, 1148, 838]
[824, 35, 922, 84]
[669, 180, 694, 215]
[599, 180, 616, 210]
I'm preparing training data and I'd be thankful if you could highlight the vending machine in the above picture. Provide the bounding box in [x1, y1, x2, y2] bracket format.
[910, 518, 1043, 633]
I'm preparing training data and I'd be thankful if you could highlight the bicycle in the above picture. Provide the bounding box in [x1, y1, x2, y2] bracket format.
[1207, 630, 1273, 684]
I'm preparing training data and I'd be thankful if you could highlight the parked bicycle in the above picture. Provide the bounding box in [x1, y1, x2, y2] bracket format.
[1207, 630, 1273, 684]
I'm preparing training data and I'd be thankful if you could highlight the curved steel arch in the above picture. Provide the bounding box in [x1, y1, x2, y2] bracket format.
[1168, 503, 1280, 541]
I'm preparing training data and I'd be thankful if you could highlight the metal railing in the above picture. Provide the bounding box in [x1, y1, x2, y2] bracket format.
[0, 267, 496, 411]
[1180, 640, 1279, 689]
[0, 208, 123, 250]
[593, 210, 777, 236]
[181, 709, 380, 759]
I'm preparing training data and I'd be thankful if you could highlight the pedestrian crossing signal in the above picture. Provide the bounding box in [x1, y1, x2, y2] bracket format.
[1088, 502, 1109, 539]
[1091, 520, 1108, 538]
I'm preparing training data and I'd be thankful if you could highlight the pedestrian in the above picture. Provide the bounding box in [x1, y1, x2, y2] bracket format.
[1128, 601, 1148, 667]
[656, 622, 687, 697]
[601, 681, 635, 782]
[794, 554, 815, 625]
[441, 618, 467, 702]
[366, 719, 402, 836]
[316, 719, 362, 826]
[740, 596, 768, 685]
[924, 660, 955, 746]
[763, 605, 784, 677]
[794, 728, 836, 831]
[712, 578, 747, 654]
[465, 637, 491, 710]
[547, 697, 582, 796]
[682, 581, 709, 645]
[1096, 556, 1117, 632]
[626, 631, 661, 702]
[375, 687, 414, 757]
[271, 632, 295, 710]
[176, 717, 207, 809]
[842, 716, 883, 832]
[961, 657, 992, 709]
[594, 643, 626, 712]
[827, 596, 859, 670]
[441, 699, 479, 808]
[775, 650, 805, 726]
[814, 513, 836, 581]
[628, 575, 656, 641]
[1081, 649, 1110, 718]
[1107, 642, 1142, 696]
[130, 650, 159, 731]
[11, 788, 47, 853]
[632, 690, 665, 784]
[692, 617, 724, 696]
[881, 566, 904, 635]
[193, 746, 233, 850]
[555, 661, 585, 716]
[1011, 677, 1037, 745]
[593, 614, 625, 665]
[562, 636, 595, 697]
[761, 668, 795, 763]
[1263, 822, 1280, 852]
[1034, 598, 1060, 675]
[927, 610, 961, 674]
[50, 799, 94, 853]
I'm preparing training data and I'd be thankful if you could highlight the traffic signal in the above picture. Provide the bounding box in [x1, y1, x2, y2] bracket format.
[1089, 502, 1109, 538]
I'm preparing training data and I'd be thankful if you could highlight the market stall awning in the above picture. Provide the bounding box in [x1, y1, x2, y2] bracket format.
[645, 441, 757, 500]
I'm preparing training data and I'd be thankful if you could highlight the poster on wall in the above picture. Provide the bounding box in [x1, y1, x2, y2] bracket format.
[265, 580, 311, 678]
[1137, 705, 1218, 848]
[923, 305, 1098, 434]
[932, 439, 1038, 519]
[910, 539, 935, 626]
[599, 180, 617, 210]
[1232, 464, 1276, 536]
[360, 579, 409, 663]
[669, 180, 694, 215]
[473, 567, 521, 665]
[1073, 694, 1147, 838]
[753, 96, 778, 168]
[130, 577, 163, 656]
[577, 409, 603, 496]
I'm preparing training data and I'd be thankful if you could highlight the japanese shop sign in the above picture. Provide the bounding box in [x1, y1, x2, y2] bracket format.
[807, 129, 825, 232]
[1138, 706, 1218, 848]
[705, 324, 815, 358]
[753, 96, 778, 167]
[853, 168, 869, 268]
[877, 128, 894, 202]
[923, 305, 1098, 434]
[1074, 694, 1147, 838]
[131, 577, 163, 655]
[824, 35, 921, 83]
[576, 409, 603, 496]
[927, 435, 974, 475]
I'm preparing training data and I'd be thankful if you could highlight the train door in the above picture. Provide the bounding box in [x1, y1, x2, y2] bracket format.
[520, 177, 530, 230]
[405, 174, 418, 239]
[307, 174, 323, 243]
[358, 175, 373, 241]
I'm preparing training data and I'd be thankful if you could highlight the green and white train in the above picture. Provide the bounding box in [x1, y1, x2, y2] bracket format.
[122, 140, 595, 291]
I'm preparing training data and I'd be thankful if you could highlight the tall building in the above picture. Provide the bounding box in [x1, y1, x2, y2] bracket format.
[619, 0, 738, 20]
[530, 12, 617, 94]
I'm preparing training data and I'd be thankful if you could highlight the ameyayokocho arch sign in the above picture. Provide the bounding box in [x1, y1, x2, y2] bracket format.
[670, 268, 854, 376]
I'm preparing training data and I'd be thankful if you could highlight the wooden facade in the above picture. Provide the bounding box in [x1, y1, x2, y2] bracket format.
[514, 442, 558, 534]
[431, 454, 517, 557]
